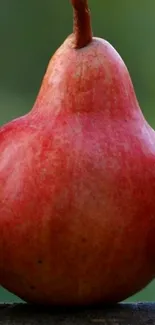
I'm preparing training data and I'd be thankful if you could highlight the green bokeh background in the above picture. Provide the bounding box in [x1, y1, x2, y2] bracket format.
[0, 0, 155, 303]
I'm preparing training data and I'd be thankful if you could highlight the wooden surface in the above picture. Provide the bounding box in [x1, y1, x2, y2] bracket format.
[0, 302, 155, 325]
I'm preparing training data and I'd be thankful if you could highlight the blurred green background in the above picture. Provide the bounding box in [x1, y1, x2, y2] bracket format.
[0, 0, 155, 303]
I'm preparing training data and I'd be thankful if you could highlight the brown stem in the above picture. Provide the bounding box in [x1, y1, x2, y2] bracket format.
[71, 0, 93, 49]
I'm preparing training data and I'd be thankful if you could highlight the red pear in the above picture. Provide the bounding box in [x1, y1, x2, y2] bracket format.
[0, 0, 155, 306]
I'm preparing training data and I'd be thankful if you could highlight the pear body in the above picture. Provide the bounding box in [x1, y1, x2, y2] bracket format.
[0, 36, 155, 305]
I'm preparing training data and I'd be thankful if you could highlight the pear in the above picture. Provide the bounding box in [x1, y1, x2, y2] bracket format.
[0, 0, 155, 306]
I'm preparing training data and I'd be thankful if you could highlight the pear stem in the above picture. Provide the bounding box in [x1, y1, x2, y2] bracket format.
[71, 0, 93, 49]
